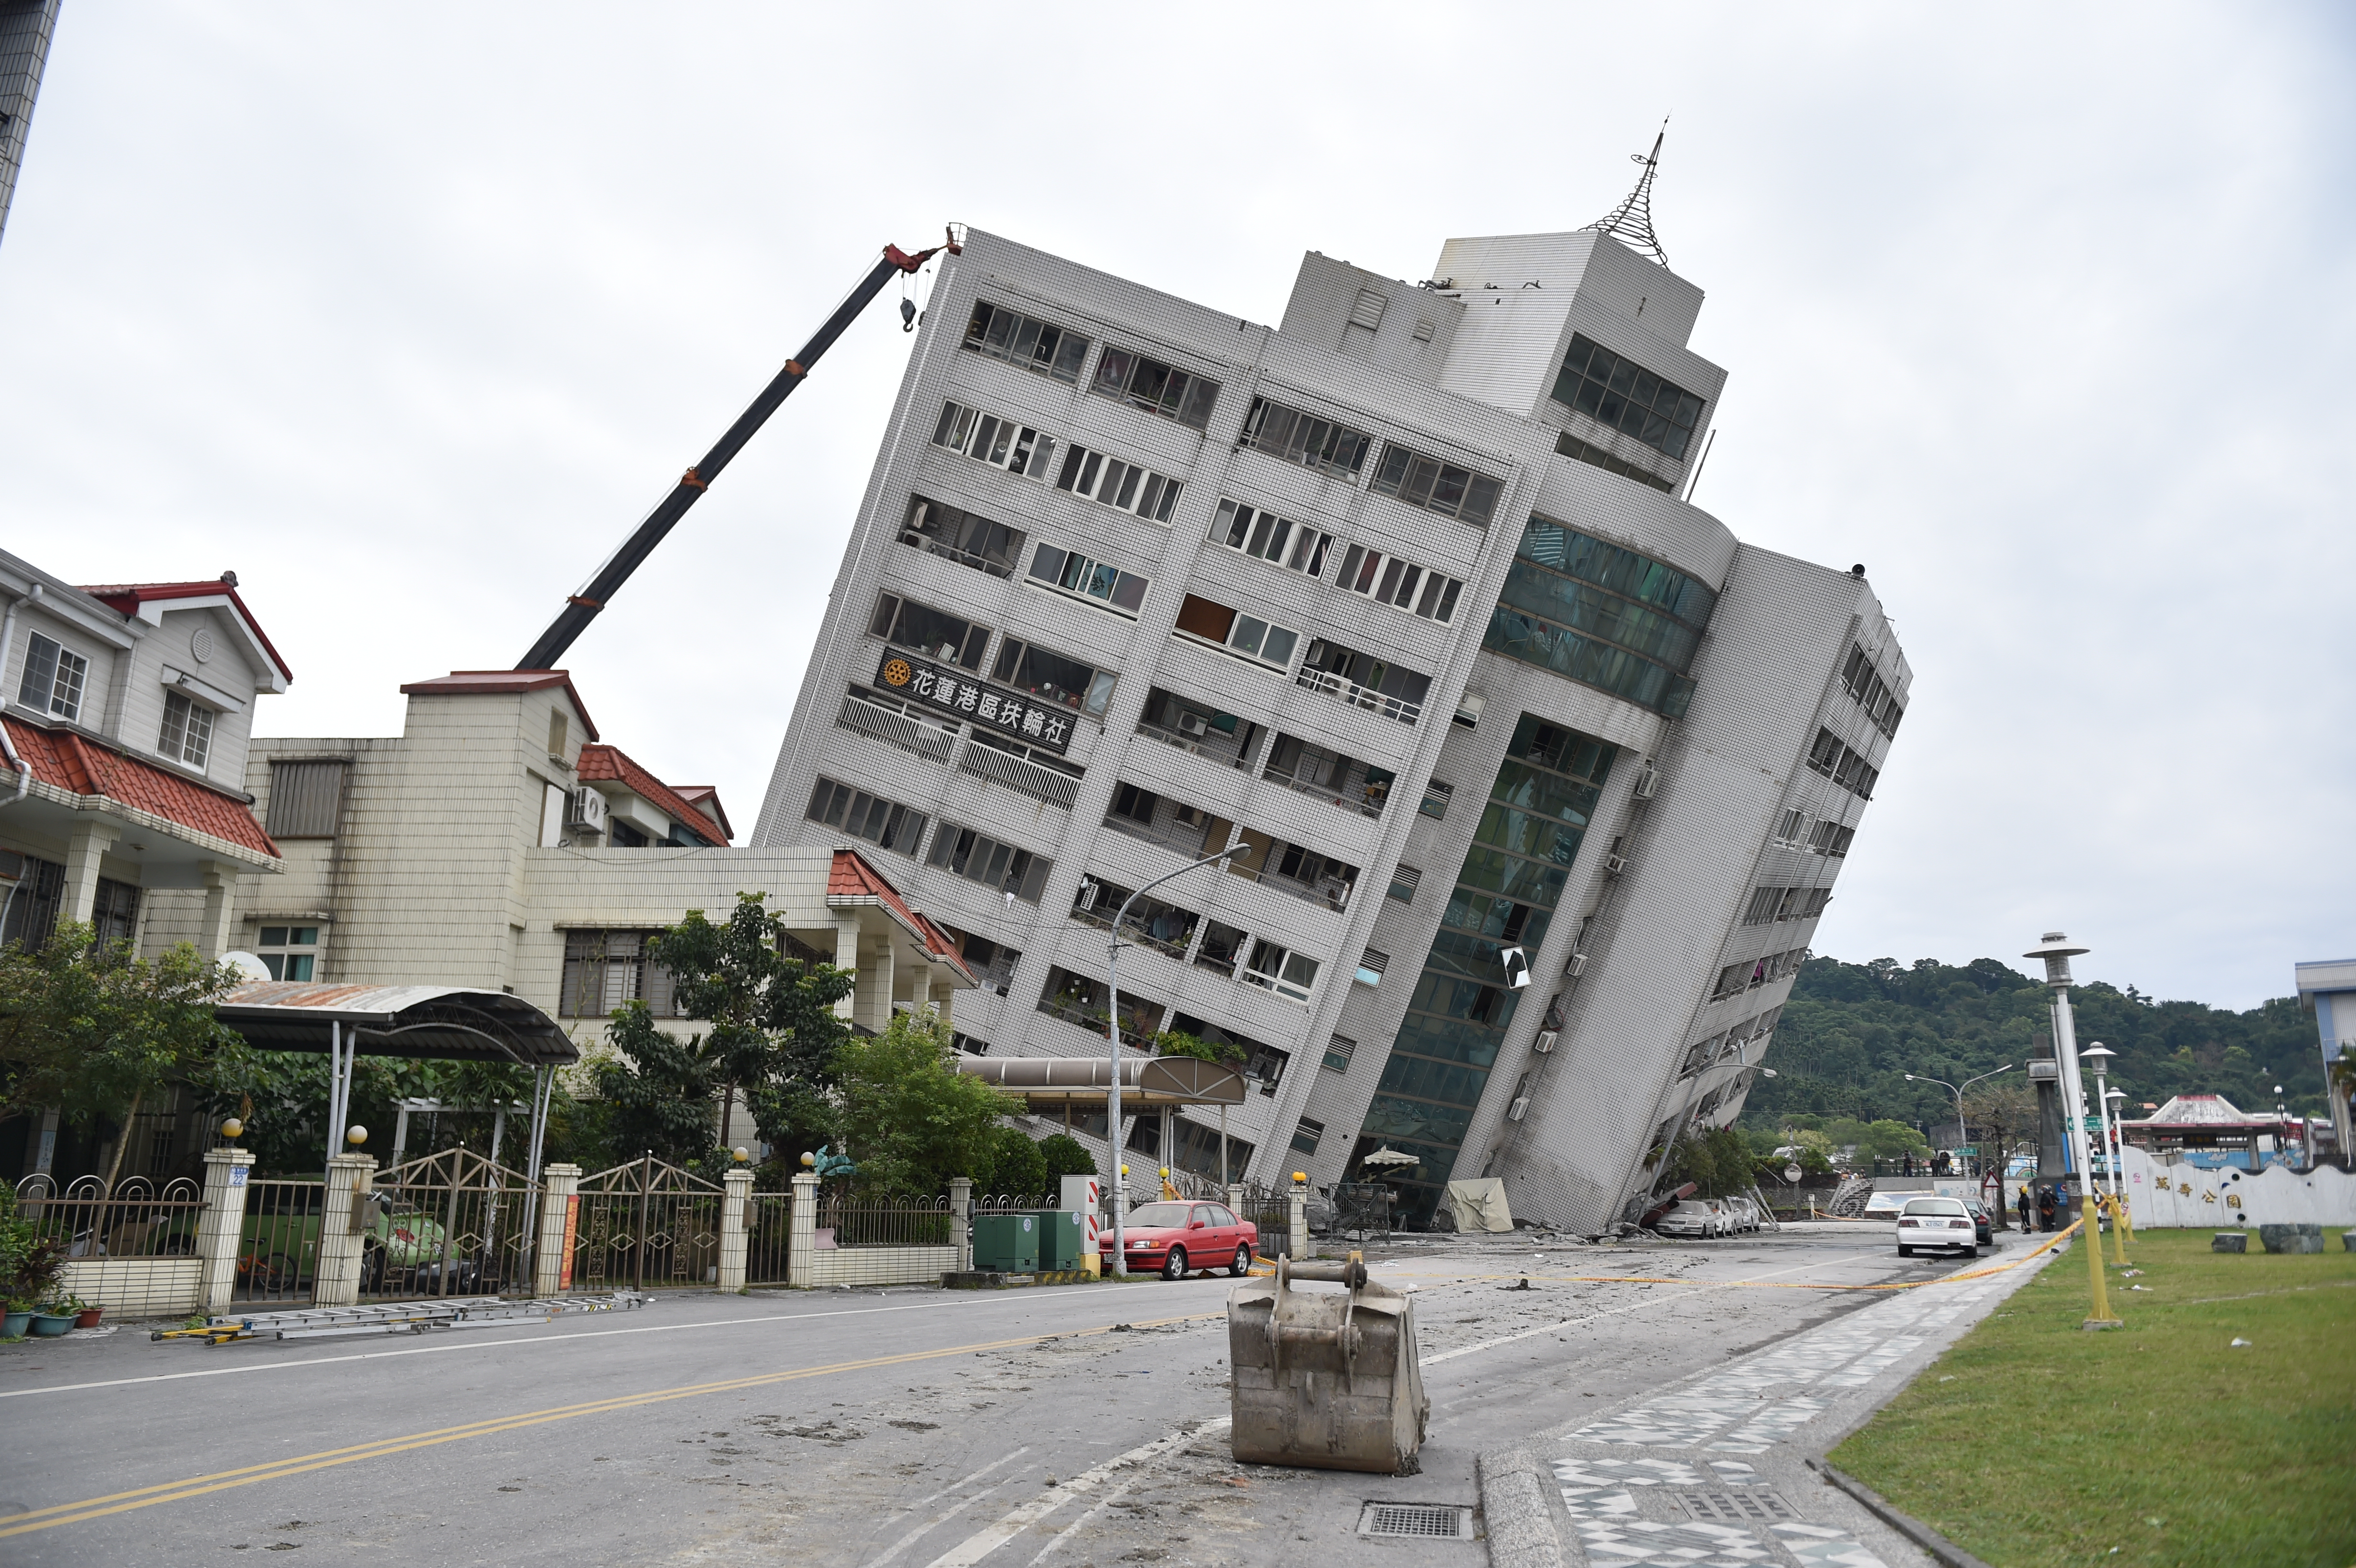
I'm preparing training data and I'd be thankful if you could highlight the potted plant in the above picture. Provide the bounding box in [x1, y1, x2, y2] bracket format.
[0, 1229, 65, 1339]
[26, 1300, 75, 1336]
[69, 1296, 103, 1329]
[1, 1305, 28, 1339]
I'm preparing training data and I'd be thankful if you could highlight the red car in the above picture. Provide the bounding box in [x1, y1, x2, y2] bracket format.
[1102, 1201, 1257, 1280]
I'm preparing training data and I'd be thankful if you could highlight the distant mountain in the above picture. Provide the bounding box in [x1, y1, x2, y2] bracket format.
[1745, 956, 2326, 1132]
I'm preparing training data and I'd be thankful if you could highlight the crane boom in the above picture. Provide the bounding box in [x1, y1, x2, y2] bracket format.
[517, 239, 950, 672]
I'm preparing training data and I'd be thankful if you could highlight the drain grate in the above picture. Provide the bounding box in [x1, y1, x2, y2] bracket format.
[1678, 1490, 1797, 1523]
[1358, 1502, 1476, 1540]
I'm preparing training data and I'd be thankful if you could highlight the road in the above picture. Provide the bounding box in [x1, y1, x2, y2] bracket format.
[0, 1222, 1986, 1567]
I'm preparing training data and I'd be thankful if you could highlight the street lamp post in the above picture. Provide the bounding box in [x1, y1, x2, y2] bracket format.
[1106, 835, 1244, 1279]
[2024, 932, 2119, 1329]
[1904, 1064, 2013, 1178]
[2103, 1085, 2134, 1251]
[2080, 1044, 2127, 1267]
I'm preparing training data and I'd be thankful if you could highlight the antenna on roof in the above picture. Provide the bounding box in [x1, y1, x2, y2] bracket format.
[1582, 120, 1671, 269]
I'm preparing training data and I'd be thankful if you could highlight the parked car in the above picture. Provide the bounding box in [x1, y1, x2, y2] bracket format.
[1861, 1190, 1912, 1220]
[1895, 1196, 1979, 1258]
[1963, 1200, 1993, 1245]
[1653, 1198, 1731, 1239]
[1722, 1196, 1763, 1233]
[1103, 1201, 1257, 1280]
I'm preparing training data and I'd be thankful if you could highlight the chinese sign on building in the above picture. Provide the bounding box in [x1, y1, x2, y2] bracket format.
[876, 649, 1076, 754]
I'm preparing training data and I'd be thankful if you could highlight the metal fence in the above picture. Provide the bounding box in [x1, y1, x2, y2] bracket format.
[238, 1178, 327, 1304]
[744, 1192, 794, 1286]
[15, 1174, 209, 1315]
[363, 1148, 539, 1302]
[570, 1156, 723, 1290]
[1236, 1180, 1293, 1258]
[814, 1194, 952, 1248]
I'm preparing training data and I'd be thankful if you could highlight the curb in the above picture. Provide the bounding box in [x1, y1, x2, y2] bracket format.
[1806, 1457, 1995, 1568]
[1475, 1448, 1563, 1568]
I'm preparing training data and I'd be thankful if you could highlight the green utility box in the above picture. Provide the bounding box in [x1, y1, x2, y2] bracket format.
[971, 1213, 1039, 1273]
[1028, 1210, 1085, 1271]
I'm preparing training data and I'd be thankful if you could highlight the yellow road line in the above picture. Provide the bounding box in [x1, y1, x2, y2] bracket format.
[0, 1310, 1223, 1541]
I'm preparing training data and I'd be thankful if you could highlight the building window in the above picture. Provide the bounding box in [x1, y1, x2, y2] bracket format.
[17, 632, 88, 721]
[1173, 594, 1299, 671]
[560, 930, 684, 1018]
[1243, 939, 1319, 1003]
[1842, 644, 1906, 739]
[1554, 431, 1677, 494]
[941, 928, 1022, 997]
[257, 925, 320, 982]
[1807, 820, 1856, 857]
[1369, 443, 1502, 526]
[932, 400, 1056, 478]
[1355, 948, 1388, 987]
[1741, 886, 1833, 926]
[1091, 344, 1218, 428]
[1297, 637, 1430, 725]
[1051, 445, 1184, 522]
[1549, 333, 1703, 461]
[1419, 779, 1453, 819]
[962, 300, 1089, 382]
[1236, 397, 1373, 479]
[927, 821, 1053, 901]
[992, 638, 1116, 717]
[1322, 1035, 1356, 1074]
[1805, 727, 1880, 800]
[1774, 808, 1807, 847]
[1483, 517, 1716, 719]
[806, 777, 927, 854]
[157, 691, 216, 769]
[1334, 544, 1464, 624]
[1028, 543, 1148, 616]
[870, 592, 990, 670]
[902, 496, 1025, 578]
[1212, 500, 1332, 576]
[1290, 1118, 1324, 1156]
[1386, 866, 1421, 904]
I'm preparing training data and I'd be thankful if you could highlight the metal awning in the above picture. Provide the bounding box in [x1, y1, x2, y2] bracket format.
[955, 1054, 1245, 1108]
[214, 982, 579, 1068]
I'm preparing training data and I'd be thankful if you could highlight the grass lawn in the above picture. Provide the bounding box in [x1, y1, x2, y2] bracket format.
[1830, 1227, 2355, 1568]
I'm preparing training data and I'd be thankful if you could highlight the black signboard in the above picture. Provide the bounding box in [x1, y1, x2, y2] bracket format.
[874, 648, 1077, 754]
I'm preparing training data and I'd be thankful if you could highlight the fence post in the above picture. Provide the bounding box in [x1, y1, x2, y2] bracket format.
[1288, 1183, 1309, 1262]
[949, 1177, 972, 1274]
[719, 1167, 753, 1293]
[1226, 1182, 1245, 1216]
[787, 1173, 818, 1288]
[535, 1163, 580, 1297]
[312, 1153, 378, 1307]
[196, 1146, 255, 1313]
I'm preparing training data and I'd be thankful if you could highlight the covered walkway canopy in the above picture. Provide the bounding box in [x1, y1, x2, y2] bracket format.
[955, 1054, 1245, 1109]
[212, 981, 579, 1183]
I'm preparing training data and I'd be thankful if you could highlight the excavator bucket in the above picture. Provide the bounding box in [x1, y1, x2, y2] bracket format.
[1228, 1252, 1429, 1475]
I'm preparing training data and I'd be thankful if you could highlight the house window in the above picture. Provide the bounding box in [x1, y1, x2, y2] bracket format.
[962, 300, 1090, 382]
[1322, 1035, 1356, 1073]
[257, 925, 321, 982]
[1236, 397, 1374, 479]
[1051, 445, 1184, 522]
[1550, 334, 1703, 460]
[1109, 781, 1157, 825]
[806, 777, 927, 854]
[1290, 1118, 1324, 1156]
[931, 400, 1056, 478]
[560, 930, 683, 1018]
[1554, 430, 1678, 494]
[1355, 948, 1388, 987]
[91, 877, 140, 949]
[267, 760, 349, 838]
[17, 632, 88, 721]
[157, 690, 215, 768]
[1028, 543, 1148, 616]
[1091, 344, 1218, 428]
[1173, 594, 1298, 671]
[1805, 727, 1879, 800]
[992, 638, 1116, 717]
[870, 592, 990, 670]
[1369, 442, 1502, 526]
[1842, 644, 1906, 738]
[1808, 819, 1856, 857]
[1212, 501, 1332, 577]
[926, 820, 1053, 900]
[1243, 939, 1319, 1002]
[1334, 544, 1464, 623]
[1419, 779, 1453, 819]
[902, 496, 1025, 578]
[1774, 808, 1808, 846]
[1386, 866, 1421, 904]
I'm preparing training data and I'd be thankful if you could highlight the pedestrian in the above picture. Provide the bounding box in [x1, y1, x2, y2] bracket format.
[2016, 1183, 2033, 1233]
[2037, 1184, 2057, 1232]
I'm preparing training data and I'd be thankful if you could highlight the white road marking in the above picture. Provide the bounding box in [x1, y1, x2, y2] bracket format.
[1022, 1471, 1143, 1566]
[856, 1447, 1034, 1558]
[917, 1420, 1230, 1568]
[1423, 1253, 1868, 1366]
[865, 1476, 1020, 1568]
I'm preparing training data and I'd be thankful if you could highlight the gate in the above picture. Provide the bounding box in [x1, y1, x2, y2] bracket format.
[744, 1189, 794, 1286]
[571, 1156, 723, 1290]
[362, 1148, 540, 1302]
[1237, 1180, 1293, 1258]
[238, 1178, 327, 1304]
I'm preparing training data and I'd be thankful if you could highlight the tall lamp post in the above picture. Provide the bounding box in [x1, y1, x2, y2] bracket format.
[2024, 932, 2120, 1328]
[2080, 1043, 2126, 1266]
[1106, 835, 1244, 1279]
[1905, 1064, 2012, 1177]
[2103, 1086, 2134, 1249]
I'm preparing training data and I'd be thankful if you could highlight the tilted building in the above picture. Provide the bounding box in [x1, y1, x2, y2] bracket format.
[752, 185, 1910, 1230]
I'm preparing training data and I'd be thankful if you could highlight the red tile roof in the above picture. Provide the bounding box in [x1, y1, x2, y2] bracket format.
[667, 785, 733, 843]
[2, 716, 280, 858]
[79, 578, 294, 682]
[828, 849, 976, 984]
[398, 670, 599, 740]
[577, 743, 728, 845]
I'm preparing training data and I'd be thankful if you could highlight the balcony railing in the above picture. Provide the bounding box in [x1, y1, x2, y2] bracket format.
[838, 692, 958, 763]
[959, 738, 1081, 808]
[901, 530, 1020, 579]
[1295, 666, 1421, 726]
[1037, 997, 1161, 1053]
[1264, 756, 1390, 819]
[1135, 717, 1259, 770]
[966, 950, 1020, 997]
[1229, 860, 1356, 913]
[1099, 809, 1213, 859]
[1069, 901, 1198, 962]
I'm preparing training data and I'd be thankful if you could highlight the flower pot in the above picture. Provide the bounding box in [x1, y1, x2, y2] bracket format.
[74, 1307, 103, 1329]
[1, 1311, 28, 1339]
[27, 1314, 74, 1337]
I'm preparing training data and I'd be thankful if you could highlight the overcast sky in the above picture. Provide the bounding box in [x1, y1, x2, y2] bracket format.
[3, 4, 2348, 1012]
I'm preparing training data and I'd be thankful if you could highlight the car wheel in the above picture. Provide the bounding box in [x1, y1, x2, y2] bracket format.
[1162, 1246, 1188, 1281]
[1964, 1245, 1979, 1258]
[1898, 1245, 1912, 1257]
[1228, 1244, 1251, 1278]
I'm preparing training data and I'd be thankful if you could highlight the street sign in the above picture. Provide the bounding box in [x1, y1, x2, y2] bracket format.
[2081, 1116, 2106, 1132]
[1784, 1164, 1802, 1183]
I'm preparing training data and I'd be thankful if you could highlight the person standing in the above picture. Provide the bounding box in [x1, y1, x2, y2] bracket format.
[2016, 1182, 2033, 1233]
[2037, 1183, 2057, 1232]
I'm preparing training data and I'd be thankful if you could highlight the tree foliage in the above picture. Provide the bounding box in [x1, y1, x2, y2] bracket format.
[830, 1010, 1018, 1198]
[201, 1051, 563, 1176]
[1660, 1125, 1757, 1198]
[977, 1124, 1048, 1196]
[1150, 1029, 1244, 1067]
[1036, 1133, 1100, 1185]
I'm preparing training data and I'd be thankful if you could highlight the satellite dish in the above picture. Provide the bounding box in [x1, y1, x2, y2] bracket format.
[222, 951, 271, 981]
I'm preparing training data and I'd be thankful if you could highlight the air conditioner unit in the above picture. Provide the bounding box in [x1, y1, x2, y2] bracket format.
[1633, 765, 1659, 799]
[1452, 692, 1485, 730]
[1601, 854, 1627, 877]
[566, 786, 608, 831]
[1506, 1095, 1530, 1122]
[1177, 711, 1210, 738]
[1533, 1029, 1559, 1055]
[1566, 952, 1590, 977]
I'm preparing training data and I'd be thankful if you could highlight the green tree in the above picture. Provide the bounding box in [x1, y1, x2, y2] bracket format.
[830, 1011, 1017, 1197]
[1037, 1133, 1100, 1185]
[595, 1002, 723, 1168]
[978, 1125, 1048, 1196]
[1662, 1125, 1756, 1198]
[0, 921, 244, 1186]
[1151, 1029, 1243, 1067]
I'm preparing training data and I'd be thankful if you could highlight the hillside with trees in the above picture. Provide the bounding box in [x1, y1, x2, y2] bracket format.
[1744, 956, 2327, 1141]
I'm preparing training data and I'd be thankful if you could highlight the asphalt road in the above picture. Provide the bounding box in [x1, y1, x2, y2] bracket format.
[0, 1222, 1987, 1567]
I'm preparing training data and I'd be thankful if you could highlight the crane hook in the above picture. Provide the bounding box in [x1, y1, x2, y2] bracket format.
[900, 296, 918, 333]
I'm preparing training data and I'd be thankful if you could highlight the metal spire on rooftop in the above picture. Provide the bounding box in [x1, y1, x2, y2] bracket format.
[1582, 121, 1671, 269]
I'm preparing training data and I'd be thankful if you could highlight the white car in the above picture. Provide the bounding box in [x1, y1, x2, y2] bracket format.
[1895, 1196, 1979, 1258]
[1654, 1198, 1731, 1238]
[1722, 1196, 1763, 1233]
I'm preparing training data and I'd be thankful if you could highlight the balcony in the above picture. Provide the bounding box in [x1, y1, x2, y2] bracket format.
[959, 733, 1082, 809]
[1262, 734, 1394, 820]
[838, 688, 958, 763]
[1134, 687, 1263, 771]
[1295, 665, 1422, 727]
[1226, 841, 1359, 913]
[1070, 877, 1200, 963]
[901, 496, 1025, 579]
[1036, 965, 1165, 1051]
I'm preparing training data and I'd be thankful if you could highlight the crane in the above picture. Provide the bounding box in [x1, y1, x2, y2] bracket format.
[516, 234, 957, 672]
